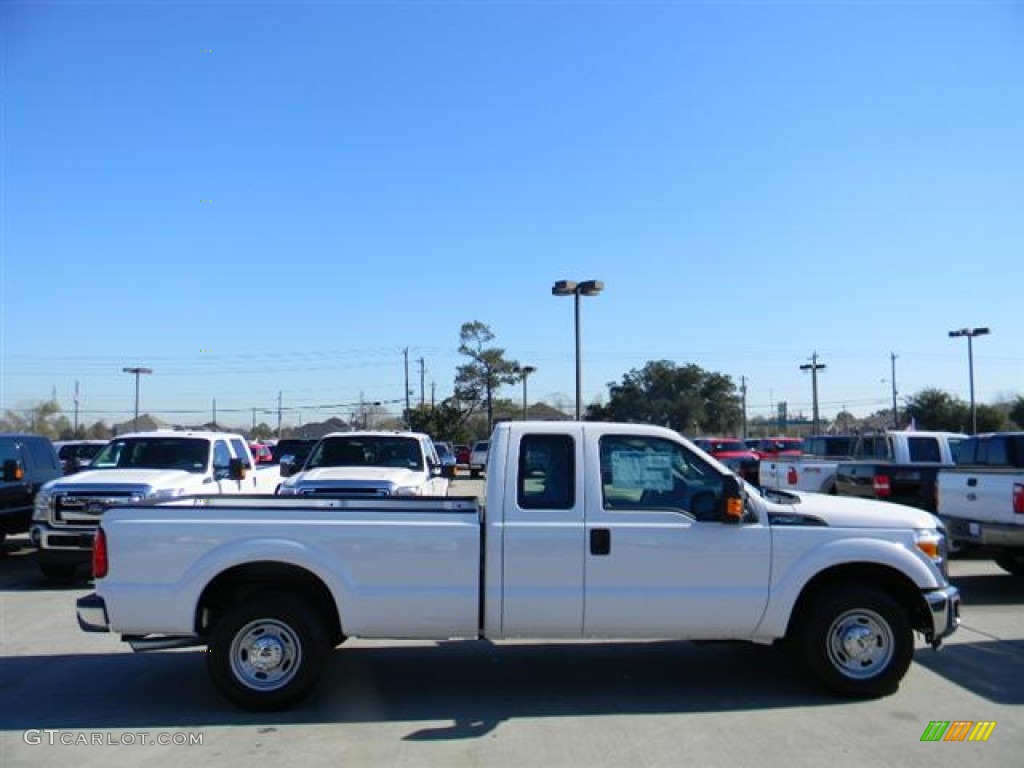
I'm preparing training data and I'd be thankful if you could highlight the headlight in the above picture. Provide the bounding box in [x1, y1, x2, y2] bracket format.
[393, 485, 422, 496]
[150, 488, 186, 500]
[33, 491, 53, 521]
[915, 529, 948, 578]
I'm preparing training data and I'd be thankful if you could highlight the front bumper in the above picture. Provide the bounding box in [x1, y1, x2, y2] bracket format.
[31, 524, 95, 561]
[924, 585, 960, 648]
[76, 593, 110, 633]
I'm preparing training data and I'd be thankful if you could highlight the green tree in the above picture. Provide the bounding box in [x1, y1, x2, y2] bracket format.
[903, 389, 969, 432]
[974, 404, 1008, 433]
[1009, 397, 1024, 429]
[454, 321, 521, 434]
[586, 360, 742, 434]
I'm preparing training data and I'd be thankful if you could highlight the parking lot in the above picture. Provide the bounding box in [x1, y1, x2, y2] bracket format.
[1, 475, 1021, 768]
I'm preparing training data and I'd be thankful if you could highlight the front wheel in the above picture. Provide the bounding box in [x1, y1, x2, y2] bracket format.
[207, 594, 329, 711]
[794, 585, 913, 697]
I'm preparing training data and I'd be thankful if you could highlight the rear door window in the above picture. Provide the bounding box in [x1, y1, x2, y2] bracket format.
[908, 437, 941, 463]
[517, 434, 575, 510]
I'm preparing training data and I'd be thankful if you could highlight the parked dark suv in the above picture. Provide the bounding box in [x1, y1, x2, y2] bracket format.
[1, 434, 62, 545]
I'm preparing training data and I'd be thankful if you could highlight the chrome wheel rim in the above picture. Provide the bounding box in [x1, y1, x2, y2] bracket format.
[229, 618, 302, 691]
[826, 608, 894, 680]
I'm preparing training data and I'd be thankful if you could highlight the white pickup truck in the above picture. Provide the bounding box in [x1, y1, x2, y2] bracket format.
[32, 431, 279, 582]
[937, 431, 1024, 576]
[76, 421, 959, 711]
[758, 435, 857, 493]
[277, 431, 451, 497]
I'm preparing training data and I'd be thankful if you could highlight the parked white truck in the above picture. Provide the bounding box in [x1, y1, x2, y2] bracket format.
[277, 431, 452, 497]
[32, 431, 279, 582]
[936, 432, 1024, 576]
[760, 432, 964, 507]
[76, 421, 959, 711]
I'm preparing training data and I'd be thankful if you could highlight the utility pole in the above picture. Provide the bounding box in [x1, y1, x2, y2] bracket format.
[430, 381, 436, 410]
[252, 407, 257, 433]
[212, 398, 218, 429]
[740, 376, 748, 439]
[73, 381, 80, 437]
[890, 352, 899, 429]
[799, 352, 826, 436]
[277, 390, 283, 438]
[403, 348, 410, 428]
[418, 357, 425, 407]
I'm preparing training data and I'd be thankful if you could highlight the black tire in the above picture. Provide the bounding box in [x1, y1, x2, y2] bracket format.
[994, 553, 1024, 577]
[40, 562, 79, 583]
[794, 585, 913, 697]
[207, 594, 329, 711]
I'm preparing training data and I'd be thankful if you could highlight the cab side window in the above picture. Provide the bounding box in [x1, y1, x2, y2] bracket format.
[517, 434, 574, 510]
[229, 438, 252, 468]
[599, 435, 723, 521]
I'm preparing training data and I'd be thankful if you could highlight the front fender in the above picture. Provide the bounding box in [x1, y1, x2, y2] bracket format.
[753, 534, 945, 641]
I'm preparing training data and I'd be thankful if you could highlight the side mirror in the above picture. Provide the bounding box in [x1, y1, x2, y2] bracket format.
[228, 458, 247, 481]
[3, 459, 24, 482]
[720, 475, 745, 524]
[442, 464, 456, 479]
[280, 456, 296, 478]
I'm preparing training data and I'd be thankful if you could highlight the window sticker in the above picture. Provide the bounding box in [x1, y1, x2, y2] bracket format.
[611, 450, 673, 492]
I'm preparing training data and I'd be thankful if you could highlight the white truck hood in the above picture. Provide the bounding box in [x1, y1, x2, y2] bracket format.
[766, 488, 940, 530]
[292, 467, 423, 487]
[46, 468, 204, 492]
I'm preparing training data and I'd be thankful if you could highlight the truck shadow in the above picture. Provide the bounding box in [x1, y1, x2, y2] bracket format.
[0, 640, 832, 736]
[914, 638, 1024, 705]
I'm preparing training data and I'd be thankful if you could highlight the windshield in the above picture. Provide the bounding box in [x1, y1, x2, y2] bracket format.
[306, 436, 424, 471]
[90, 438, 210, 473]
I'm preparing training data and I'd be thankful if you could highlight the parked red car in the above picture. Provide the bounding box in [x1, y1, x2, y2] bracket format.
[692, 438, 760, 484]
[249, 443, 273, 465]
[749, 437, 804, 460]
[454, 444, 471, 466]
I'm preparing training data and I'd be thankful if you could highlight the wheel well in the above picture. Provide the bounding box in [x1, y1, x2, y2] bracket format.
[786, 562, 930, 637]
[197, 562, 344, 645]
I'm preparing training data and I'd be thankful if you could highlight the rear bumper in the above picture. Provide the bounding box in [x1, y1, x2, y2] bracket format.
[941, 516, 1024, 547]
[76, 593, 110, 633]
[923, 585, 960, 648]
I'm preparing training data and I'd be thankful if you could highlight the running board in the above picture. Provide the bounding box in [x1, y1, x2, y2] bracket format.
[124, 634, 204, 652]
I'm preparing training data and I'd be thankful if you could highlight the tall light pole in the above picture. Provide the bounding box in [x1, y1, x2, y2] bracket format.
[799, 352, 826, 436]
[552, 279, 604, 420]
[890, 352, 899, 429]
[122, 367, 153, 431]
[520, 365, 536, 420]
[949, 327, 990, 434]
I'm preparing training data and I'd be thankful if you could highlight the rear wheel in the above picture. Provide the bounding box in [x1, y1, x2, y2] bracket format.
[207, 594, 329, 711]
[994, 553, 1024, 577]
[794, 585, 913, 697]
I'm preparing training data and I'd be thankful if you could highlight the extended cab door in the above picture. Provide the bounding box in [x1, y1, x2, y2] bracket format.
[582, 430, 771, 638]
[500, 429, 585, 637]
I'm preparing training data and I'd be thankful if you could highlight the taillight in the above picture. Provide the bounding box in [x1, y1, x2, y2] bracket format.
[93, 527, 108, 579]
[787, 466, 798, 486]
[1014, 483, 1024, 515]
[873, 475, 891, 497]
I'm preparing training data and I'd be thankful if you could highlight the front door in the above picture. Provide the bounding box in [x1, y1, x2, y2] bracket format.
[583, 433, 771, 638]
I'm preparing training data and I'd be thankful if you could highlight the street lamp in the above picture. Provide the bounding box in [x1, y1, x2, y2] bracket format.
[122, 367, 153, 431]
[552, 279, 604, 420]
[948, 327, 990, 434]
[520, 365, 536, 420]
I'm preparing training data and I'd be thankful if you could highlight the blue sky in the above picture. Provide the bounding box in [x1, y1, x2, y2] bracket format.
[2, 0, 1022, 429]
